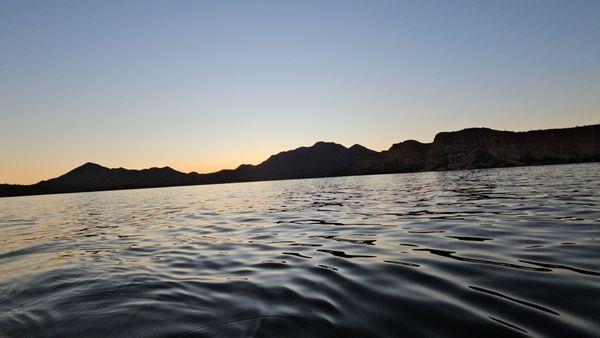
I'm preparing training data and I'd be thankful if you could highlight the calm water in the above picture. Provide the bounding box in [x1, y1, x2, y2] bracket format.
[1, 163, 599, 337]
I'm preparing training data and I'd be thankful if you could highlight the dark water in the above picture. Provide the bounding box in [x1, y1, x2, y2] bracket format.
[1, 163, 599, 337]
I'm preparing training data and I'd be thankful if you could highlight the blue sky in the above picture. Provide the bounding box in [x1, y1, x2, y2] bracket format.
[1, 0, 599, 183]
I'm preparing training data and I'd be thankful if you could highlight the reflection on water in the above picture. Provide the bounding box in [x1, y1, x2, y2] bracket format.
[1, 163, 599, 337]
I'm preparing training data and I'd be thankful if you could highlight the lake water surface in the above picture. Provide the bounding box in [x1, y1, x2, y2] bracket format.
[1, 163, 599, 337]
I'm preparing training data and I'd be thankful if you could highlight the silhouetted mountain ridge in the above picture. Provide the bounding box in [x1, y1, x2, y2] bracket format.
[1, 124, 598, 197]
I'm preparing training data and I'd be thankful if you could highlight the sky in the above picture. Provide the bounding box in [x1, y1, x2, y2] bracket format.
[1, 0, 599, 184]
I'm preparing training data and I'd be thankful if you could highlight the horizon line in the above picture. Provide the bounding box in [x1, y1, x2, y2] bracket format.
[2, 123, 598, 186]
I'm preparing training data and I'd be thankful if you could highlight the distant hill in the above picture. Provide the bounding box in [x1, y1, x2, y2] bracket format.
[1, 124, 599, 197]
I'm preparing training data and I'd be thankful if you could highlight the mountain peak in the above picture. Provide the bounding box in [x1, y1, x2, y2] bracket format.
[59, 162, 109, 178]
[349, 144, 377, 155]
[148, 166, 177, 172]
[73, 162, 107, 172]
[388, 139, 426, 151]
[311, 141, 347, 150]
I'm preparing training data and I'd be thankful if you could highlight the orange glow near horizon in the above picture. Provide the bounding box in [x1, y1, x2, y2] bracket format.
[2, 120, 599, 185]
[1, 154, 268, 185]
[2, 139, 400, 185]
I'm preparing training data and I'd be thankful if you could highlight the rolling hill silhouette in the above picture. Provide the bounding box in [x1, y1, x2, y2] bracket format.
[1, 125, 598, 197]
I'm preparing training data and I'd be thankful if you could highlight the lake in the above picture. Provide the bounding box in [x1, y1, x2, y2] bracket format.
[1, 163, 599, 337]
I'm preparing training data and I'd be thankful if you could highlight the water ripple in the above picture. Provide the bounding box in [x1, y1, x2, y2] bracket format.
[0, 163, 599, 337]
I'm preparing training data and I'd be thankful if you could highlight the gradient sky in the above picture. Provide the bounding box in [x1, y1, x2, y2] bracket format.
[1, 0, 599, 184]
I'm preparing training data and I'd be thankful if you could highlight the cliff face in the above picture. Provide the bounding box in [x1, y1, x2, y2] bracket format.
[1, 124, 599, 197]
[371, 125, 600, 172]
[425, 125, 600, 170]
